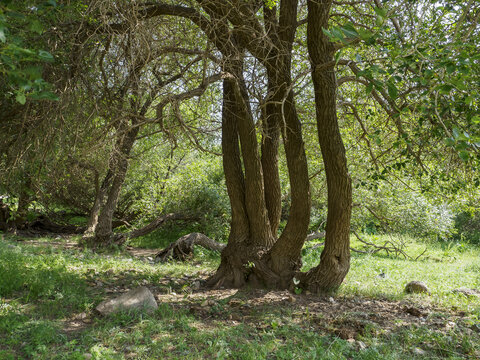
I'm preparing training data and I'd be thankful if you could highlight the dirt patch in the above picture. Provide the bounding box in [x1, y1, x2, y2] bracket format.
[155, 287, 470, 341]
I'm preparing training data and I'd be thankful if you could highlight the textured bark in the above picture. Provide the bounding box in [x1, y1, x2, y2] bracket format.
[203, 0, 310, 289]
[85, 169, 112, 235]
[261, 79, 282, 236]
[207, 76, 270, 288]
[231, 74, 274, 248]
[253, 0, 311, 288]
[298, 0, 352, 293]
[93, 122, 140, 245]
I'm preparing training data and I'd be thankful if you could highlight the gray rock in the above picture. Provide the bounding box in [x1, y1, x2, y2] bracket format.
[96, 286, 158, 316]
[405, 281, 430, 294]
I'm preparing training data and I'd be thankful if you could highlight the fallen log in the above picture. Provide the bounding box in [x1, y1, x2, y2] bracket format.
[155, 232, 225, 262]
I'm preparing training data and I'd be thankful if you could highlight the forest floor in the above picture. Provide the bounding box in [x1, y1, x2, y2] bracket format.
[0, 232, 479, 359]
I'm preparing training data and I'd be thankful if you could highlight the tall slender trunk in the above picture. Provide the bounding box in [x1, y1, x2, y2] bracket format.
[299, 0, 352, 293]
[85, 169, 112, 235]
[208, 78, 253, 288]
[93, 122, 139, 244]
[253, 0, 311, 288]
[261, 80, 282, 236]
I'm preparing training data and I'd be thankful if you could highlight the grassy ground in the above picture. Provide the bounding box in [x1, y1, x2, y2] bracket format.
[0, 232, 479, 359]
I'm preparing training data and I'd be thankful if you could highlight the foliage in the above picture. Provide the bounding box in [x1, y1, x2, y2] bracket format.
[127, 141, 230, 241]
[0, 0, 59, 104]
[352, 181, 456, 240]
[453, 209, 480, 245]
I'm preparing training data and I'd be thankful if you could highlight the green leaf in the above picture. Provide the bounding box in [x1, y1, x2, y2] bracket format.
[30, 20, 44, 34]
[376, 16, 384, 26]
[446, 63, 456, 74]
[387, 81, 398, 99]
[30, 91, 59, 101]
[15, 92, 26, 104]
[459, 150, 469, 162]
[357, 28, 374, 43]
[365, 82, 374, 95]
[445, 138, 455, 146]
[471, 115, 480, 124]
[465, 96, 474, 106]
[373, 7, 388, 18]
[438, 84, 454, 94]
[38, 50, 54, 62]
[341, 23, 358, 38]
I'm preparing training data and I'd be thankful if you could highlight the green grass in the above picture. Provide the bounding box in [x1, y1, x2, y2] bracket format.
[0, 232, 479, 359]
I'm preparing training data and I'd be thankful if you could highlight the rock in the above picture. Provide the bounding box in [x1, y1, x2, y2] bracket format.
[287, 295, 296, 303]
[357, 340, 367, 350]
[192, 281, 201, 290]
[95, 286, 158, 316]
[405, 281, 430, 294]
[405, 306, 424, 317]
[413, 347, 426, 355]
[452, 288, 480, 298]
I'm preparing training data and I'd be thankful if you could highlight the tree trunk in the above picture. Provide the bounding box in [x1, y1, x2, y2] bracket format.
[298, 0, 352, 293]
[206, 0, 311, 290]
[207, 76, 272, 288]
[252, 0, 311, 289]
[85, 169, 112, 235]
[261, 79, 282, 236]
[93, 121, 140, 245]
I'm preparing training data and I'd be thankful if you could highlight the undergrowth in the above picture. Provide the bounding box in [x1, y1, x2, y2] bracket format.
[0, 233, 479, 359]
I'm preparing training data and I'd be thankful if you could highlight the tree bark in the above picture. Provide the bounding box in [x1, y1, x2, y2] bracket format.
[207, 76, 271, 288]
[261, 79, 282, 236]
[93, 121, 140, 245]
[85, 169, 112, 235]
[251, 0, 311, 289]
[298, 0, 352, 293]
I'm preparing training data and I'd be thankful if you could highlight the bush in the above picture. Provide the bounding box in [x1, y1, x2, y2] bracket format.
[453, 210, 480, 244]
[352, 182, 455, 239]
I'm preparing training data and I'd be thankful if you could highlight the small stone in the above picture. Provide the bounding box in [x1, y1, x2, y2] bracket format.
[287, 295, 296, 303]
[201, 300, 209, 307]
[413, 348, 426, 355]
[357, 340, 367, 350]
[305, 290, 312, 295]
[405, 281, 430, 294]
[328, 296, 335, 303]
[192, 281, 201, 290]
[95, 286, 158, 316]
[446, 321, 456, 329]
[76, 312, 88, 320]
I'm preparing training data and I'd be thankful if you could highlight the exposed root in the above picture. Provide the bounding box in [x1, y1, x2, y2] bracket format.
[155, 233, 226, 262]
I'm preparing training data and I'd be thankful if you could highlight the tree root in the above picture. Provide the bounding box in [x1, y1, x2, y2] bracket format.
[155, 232, 225, 262]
